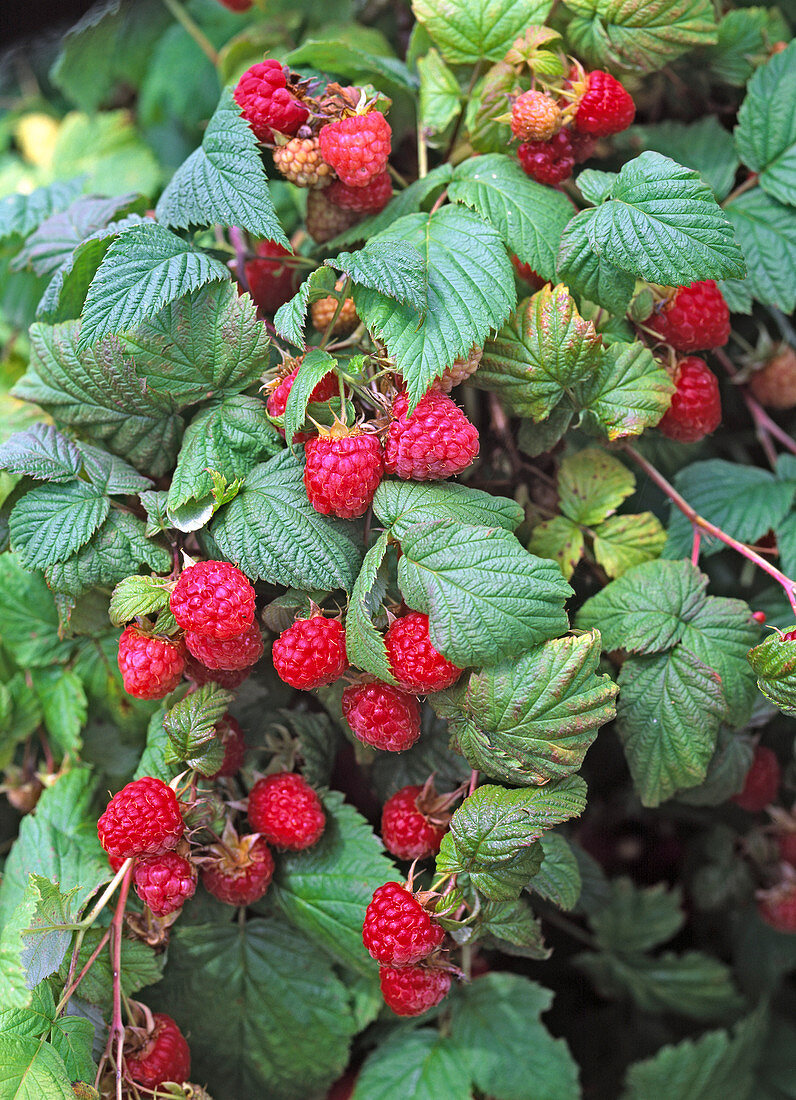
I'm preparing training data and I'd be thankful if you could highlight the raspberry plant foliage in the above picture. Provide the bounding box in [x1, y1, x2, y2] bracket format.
[0, 1, 795, 1098]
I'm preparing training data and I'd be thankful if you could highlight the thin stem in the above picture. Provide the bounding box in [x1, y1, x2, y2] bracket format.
[691, 527, 701, 566]
[468, 769, 479, 796]
[714, 347, 796, 460]
[536, 904, 596, 948]
[624, 444, 796, 615]
[78, 859, 133, 931]
[417, 120, 428, 180]
[159, 0, 218, 65]
[55, 927, 111, 1016]
[110, 867, 133, 1100]
[319, 278, 352, 350]
[387, 163, 409, 189]
[722, 173, 758, 206]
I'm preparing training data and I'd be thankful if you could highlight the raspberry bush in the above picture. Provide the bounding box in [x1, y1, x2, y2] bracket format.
[0, 1, 795, 1098]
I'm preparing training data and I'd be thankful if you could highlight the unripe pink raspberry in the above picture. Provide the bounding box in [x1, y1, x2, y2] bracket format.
[381, 784, 448, 860]
[117, 625, 184, 700]
[272, 615, 348, 689]
[384, 612, 462, 693]
[511, 90, 561, 141]
[341, 681, 422, 752]
[234, 59, 309, 143]
[380, 963, 452, 1016]
[327, 171, 392, 213]
[384, 391, 479, 481]
[170, 560, 255, 640]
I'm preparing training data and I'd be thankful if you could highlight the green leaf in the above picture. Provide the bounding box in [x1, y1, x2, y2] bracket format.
[747, 633, 796, 717]
[678, 596, 760, 725]
[0, 982, 57, 1038]
[156, 87, 288, 246]
[273, 792, 395, 975]
[12, 193, 141, 279]
[450, 973, 580, 1100]
[282, 36, 416, 95]
[60, 926, 163, 1012]
[477, 285, 603, 421]
[211, 449, 362, 592]
[374, 479, 523, 535]
[0, 883, 39, 1011]
[15, 321, 182, 477]
[517, 405, 574, 458]
[664, 459, 795, 559]
[632, 118, 740, 200]
[527, 833, 582, 911]
[326, 164, 453, 250]
[18, 876, 81, 992]
[396, 518, 571, 667]
[724, 187, 796, 312]
[109, 574, 170, 626]
[0, 1036, 74, 1099]
[0, 424, 83, 483]
[580, 340, 673, 440]
[591, 877, 684, 953]
[479, 896, 549, 958]
[51, 110, 160, 199]
[527, 516, 585, 580]
[676, 725, 754, 807]
[558, 447, 635, 526]
[48, 1016, 95, 1083]
[0, 180, 83, 243]
[0, 554, 73, 669]
[734, 41, 796, 208]
[353, 1028, 473, 1100]
[283, 349, 338, 450]
[333, 241, 426, 312]
[352, 205, 516, 406]
[9, 481, 109, 570]
[79, 223, 230, 349]
[168, 395, 282, 532]
[30, 670, 88, 757]
[274, 267, 338, 347]
[465, 61, 517, 155]
[438, 834, 542, 902]
[449, 155, 574, 283]
[44, 511, 171, 598]
[154, 919, 356, 1099]
[622, 1009, 765, 1100]
[593, 512, 667, 577]
[565, 0, 717, 73]
[576, 558, 708, 654]
[412, 0, 553, 64]
[617, 648, 726, 806]
[556, 209, 636, 315]
[345, 533, 397, 686]
[163, 685, 232, 773]
[586, 153, 745, 284]
[120, 281, 272, 407]
[434, 631, 617, 785]
[418, 48, 461, 137]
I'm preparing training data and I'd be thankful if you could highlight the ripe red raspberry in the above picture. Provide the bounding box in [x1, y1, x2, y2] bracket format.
[272, 615, 348, 689]
[217, 0, 252, 9]
[777, 832, 796, 867]
[304, 426, 384, 520]
[272, 137, 334, 189]
[381, 785, 448, 860]
[185, 621, 264, 671]
[433, 347, 483, 393]
[752, 611, 767, 624]
[306, 189, 362, 244]
[570, 130, 597, 163]
[319, 112, 392, 187]
[266, 363, 339, 422]
[133, 852, 197, 917]
[758, 880, 796, 933]
[748, 346, 796, 410]
[244, 240, 297, 314]
[201, 833, 275, 906]
[342, 681, 422, 752]
[327, 171, 393, 213]
[184, 655, 252, 689]
[248, 772, 326, 850]
[98, 777, 184, 860]
[362, 882, 445, 965]
[658, 357, 722, 443]
[511, 90, 561, 141]
[732, 745, 781, 811]
[518, 130, 574, 185]
[171, 560, 255, 640]
[384, 612, 462, 693]
[511, 256, 546, 289]
[647, 281, 730, 352]
[380, 963, 452, 1016]
[234, 60, 309, 143]
[117, 625, 184, 700]
[385, 391, 479, 481]
[783, 629, 796, 642]
[575, 70, 635, 136]
[310, 288, 359, 337]
[211, 715, 248, 778]
[126, 1012, 191, 1089]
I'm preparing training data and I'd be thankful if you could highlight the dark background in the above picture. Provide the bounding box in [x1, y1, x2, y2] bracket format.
[2, 0, 97, 47]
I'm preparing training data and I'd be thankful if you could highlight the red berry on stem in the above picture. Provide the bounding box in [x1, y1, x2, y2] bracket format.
[217, 0, 252, 10]
[384, 391, 479, 481]
[266, 365, 339, 420]
[272, 616, 348, 689]
[517, 130, 574, 185]
[380, 963, 452, 1016]
[327, 171, 393, 213]
[184, 655, 253, 689]
[126, 1013, 191, 1090]
[384, 612, 462, 693]
[575, 70, 635, 136]
[658, 357, 722, 444]
[244, 240, 297, 314]
[748, 346, 796, 410]
[133, 852, 196, 917]
[362, 881, 445, 965]
[732, 745, 781, 812]
[304, 427, 384, 520]
[185, 621, 264, 672]
[341, 682, 422, 752]
[201, 833, 275, 906]
[211, 715, 248, 778]
[98, 777, 184, 860]
[647, 281, 730, 352]
[117, 625, 184, 700]
[248, 772, 326, 850]
[381, 785, 447, 860]
[234, 60, 309, 143]
[511, 90, 561, 141]
[170, 560, 255, 640]
[319, 112, 392, 187]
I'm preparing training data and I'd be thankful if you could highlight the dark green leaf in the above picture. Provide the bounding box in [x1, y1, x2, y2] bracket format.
[353, 1028, 473, 1100]
[724, 187, 796, 312]
[556, 209, 636, 315]
[734, 41, 796, 208]
[9, 481, 109, 570]
[374, 479, 523, 535]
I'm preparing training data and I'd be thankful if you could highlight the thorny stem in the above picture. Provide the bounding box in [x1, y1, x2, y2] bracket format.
[714, 347, 796, 461]
[624, 444, 796, 615]
[159, 0, 218, 65]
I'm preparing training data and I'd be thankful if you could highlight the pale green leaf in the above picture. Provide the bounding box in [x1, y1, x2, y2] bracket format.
[0, 180, 83, 243]
[353, 1029, 473, 1100]
[593, 512, 666, 577]
[332, 240, 426, 312]
[44, 511, 171, 598]
[565, 0, 717, 73]
[30, 669, 88, 757]
[374, 479, 523, 535]
[556, 208, 637, 315]
[419, 48, 460, 137]
[527, 516, 585, 580]
[558, 447, 635, 526]
[632, 118, 740, 200]
[412, 0, 553, 64]
[0, 423, 83, 483]
[0, 1036, 74, 1099]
